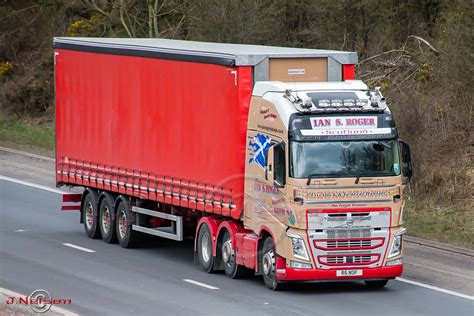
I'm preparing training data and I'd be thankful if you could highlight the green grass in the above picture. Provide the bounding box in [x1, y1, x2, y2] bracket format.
[405, 200, 474, 249]
[0, 112, 54, 152]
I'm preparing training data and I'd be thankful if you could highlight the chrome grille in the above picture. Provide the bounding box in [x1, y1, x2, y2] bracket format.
[326, 239, 372, 249]
[323, 255, 374, 265]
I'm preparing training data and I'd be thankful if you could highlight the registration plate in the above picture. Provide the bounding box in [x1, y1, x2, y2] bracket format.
[336, 269, 363, 277]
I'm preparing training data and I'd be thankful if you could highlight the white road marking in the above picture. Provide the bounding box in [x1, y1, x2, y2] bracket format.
[14, 229, 28, 232]
[0, 175, 65, 194]
[183, 279, 219, 290]
[0, 287, 78, 316]
[62, 243, 96, 253]
[405, 260, 474, 281]
[397, 277, 474, 301]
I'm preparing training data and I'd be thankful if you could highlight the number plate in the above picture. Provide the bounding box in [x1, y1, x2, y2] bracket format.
[336, 269, 363, 277]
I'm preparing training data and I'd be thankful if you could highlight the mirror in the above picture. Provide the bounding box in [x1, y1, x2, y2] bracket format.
[399, 139, 412, 184]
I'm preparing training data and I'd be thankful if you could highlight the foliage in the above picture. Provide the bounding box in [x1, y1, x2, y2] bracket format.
[0, 61, 14, 76]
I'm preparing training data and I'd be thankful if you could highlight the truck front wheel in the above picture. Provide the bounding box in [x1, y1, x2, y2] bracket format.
[197, 223, 214, 273]
[261, 237, 281, 290]
[82, 191, 100, 239]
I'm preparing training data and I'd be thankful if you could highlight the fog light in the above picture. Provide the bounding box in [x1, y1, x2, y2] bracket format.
[386, 258, 403, 266]
[290, 261, 312, 269]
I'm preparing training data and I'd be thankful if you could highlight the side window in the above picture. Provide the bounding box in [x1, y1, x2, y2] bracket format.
[274, 142, 286, 187]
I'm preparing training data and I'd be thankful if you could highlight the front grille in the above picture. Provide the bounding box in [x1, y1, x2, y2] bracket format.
[327, 239, 372, 248]
[320, 254, 379, 266]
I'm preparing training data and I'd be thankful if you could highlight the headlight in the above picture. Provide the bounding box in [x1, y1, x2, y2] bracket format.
[287, 232, 309, 261]
[389, 228, 406, 258]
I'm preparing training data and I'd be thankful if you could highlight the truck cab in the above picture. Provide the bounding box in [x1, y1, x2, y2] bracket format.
[244, 80, 412, 288]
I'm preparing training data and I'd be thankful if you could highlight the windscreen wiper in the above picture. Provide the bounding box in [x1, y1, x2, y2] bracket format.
[355, 170, 361, 184]
[306, 173, 324, 185]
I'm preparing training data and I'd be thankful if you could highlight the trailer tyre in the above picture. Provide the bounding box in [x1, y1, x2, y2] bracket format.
[99, 193, 117, 244]
[116, 198, 140, 248]
[261, 237, 282, 291]
[221, 230, 248, 279]
[197, 223, 214, 273]
[82, 191, 101, 239]
[365, 279, 389, 289]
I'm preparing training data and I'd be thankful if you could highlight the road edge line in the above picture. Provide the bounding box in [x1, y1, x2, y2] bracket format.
[0, 174, 64, 194]
[396, 277, 474, 301]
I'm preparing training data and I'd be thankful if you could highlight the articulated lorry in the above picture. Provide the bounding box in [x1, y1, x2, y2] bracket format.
[54, 38, 412, 290]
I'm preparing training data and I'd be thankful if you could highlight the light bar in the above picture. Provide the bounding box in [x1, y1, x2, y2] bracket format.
[314, 98, 382, 112]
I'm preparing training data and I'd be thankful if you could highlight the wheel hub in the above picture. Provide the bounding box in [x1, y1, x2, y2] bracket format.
[222, 240, 232, 264]
[201, 232, 211, 263]
[102, 206, 110, 233]
[118, 211, 127, 239]
[262, 250, 275, 276]
[85, 202, 94, 229]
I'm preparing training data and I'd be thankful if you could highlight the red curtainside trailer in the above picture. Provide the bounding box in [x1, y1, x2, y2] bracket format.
[55, 41, 253, 220]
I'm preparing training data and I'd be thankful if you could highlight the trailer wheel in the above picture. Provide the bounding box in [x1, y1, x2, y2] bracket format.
[221, 230, 247, 279]
[261, 237, 282, 290]
[197, 223, 214, 273]
[116, 198, 140, 248]
[82, 191, 100, 239]
[365, 279, 389, 289]
[99, 193, 117, 244]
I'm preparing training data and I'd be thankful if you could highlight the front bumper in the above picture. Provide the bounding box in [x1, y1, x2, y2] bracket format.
[277, 264, 403, 282]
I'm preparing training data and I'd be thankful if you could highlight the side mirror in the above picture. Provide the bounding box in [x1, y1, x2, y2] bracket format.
[399, 139, 413, 185]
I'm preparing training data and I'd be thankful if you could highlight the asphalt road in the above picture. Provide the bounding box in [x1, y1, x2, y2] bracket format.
[1, 180, 473, 316]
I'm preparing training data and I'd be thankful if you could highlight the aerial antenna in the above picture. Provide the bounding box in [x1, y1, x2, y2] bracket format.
[292, 76, 301, 102]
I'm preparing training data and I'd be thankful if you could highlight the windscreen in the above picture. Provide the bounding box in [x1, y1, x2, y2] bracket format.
[290, 140, 400, 178]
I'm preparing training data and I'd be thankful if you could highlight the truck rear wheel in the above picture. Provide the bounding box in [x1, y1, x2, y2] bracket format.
[365, 279, 389, 288]
[99, 193, 117, 244]
[116, 198, 140, 248]
[261, 237, 281, 290]
[197, 223, 214, 273]
[82, 191, 100, 239]
[221, 230, 247, 279]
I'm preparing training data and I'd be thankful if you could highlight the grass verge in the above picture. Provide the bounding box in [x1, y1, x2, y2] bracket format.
[0, 112, 54, 154]
[405, 199, 474, 249]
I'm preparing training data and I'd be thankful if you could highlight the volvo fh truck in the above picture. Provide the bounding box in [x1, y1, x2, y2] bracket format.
[54, 38, 412, 290]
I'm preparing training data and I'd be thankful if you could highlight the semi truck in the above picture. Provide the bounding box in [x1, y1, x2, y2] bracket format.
[54, 38, 412, 290]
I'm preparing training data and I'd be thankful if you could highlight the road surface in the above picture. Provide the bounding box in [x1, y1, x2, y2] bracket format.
[1, 178, 473, 315]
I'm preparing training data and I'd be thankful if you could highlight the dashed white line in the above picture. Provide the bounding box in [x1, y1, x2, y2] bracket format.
[0, 175, 65, 194]
[397, 278, 474, 301]
[15, 229, 28, 232]
[183, 279, 219, 290]
[62, 243, 96, 253]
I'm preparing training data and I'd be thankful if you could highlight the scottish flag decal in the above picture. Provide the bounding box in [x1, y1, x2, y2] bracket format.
[249, 133, 272, 168]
